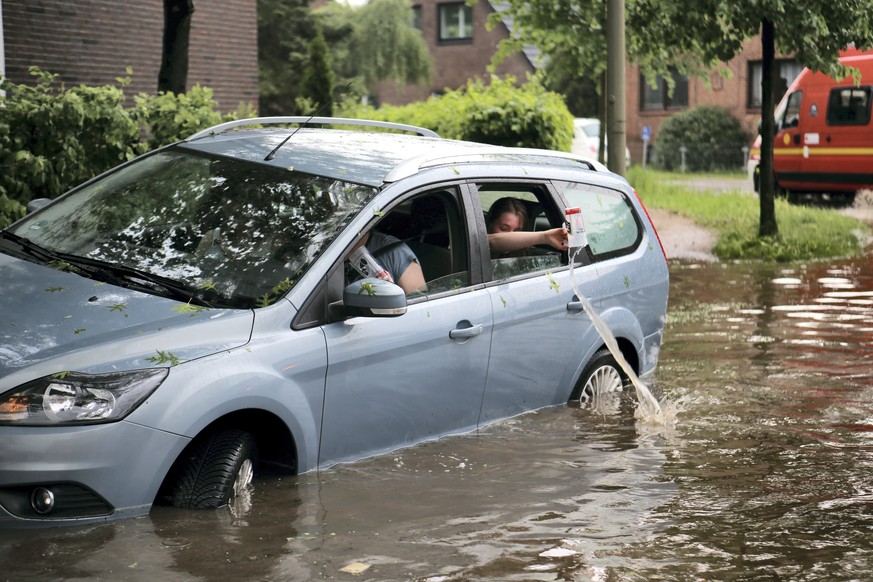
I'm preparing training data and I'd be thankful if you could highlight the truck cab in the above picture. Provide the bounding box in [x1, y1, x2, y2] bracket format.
[748, 48, 873, 204]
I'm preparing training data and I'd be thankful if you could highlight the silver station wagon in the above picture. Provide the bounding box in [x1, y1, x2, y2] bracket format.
[0, 117, 669, 527]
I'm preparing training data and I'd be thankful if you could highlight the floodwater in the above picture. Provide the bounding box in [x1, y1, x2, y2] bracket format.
[2, 256, 872, 581]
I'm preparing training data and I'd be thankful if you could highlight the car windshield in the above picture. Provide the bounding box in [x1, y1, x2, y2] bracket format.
[6, 147, 377, 308]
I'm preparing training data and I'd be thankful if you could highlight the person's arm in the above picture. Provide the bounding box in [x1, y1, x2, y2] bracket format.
[396, 260, 426, 294]
[488, 227, 568, 254]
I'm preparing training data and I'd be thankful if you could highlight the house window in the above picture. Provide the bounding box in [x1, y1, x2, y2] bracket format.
[747, 59, 803, 108]
[640, 69, 688, 111]
[411, 5, 422, 30]
[439, 3, 473, 42]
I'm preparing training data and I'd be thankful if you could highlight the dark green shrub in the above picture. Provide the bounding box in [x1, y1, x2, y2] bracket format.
[653, 106, 749, 172]
[0, 68, 253, 228]
[132, 85, 227, 150]
[0, 68, 141, 228]
[338, 76, 574, 151]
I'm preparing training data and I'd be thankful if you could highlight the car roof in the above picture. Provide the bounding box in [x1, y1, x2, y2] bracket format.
[182, 117, 608, 187]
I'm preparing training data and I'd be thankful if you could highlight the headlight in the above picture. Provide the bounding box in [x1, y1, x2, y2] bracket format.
[0, 369, 168, 426]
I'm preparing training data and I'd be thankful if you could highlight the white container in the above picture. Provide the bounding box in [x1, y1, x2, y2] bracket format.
[564, 207, 588, 249]
[349, 245, 388, 279]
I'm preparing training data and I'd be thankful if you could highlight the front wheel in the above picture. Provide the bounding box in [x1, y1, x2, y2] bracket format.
[570, 348, 626, 402]
[170, 429, 257, 509]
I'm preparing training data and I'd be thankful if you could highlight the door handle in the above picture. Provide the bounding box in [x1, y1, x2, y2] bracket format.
[449, 323, 483, 339]
[567, 299, 583, 313]
[793, 134, 801, 145]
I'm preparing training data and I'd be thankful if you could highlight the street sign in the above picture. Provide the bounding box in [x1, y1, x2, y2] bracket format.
[641, 125, 652, 142]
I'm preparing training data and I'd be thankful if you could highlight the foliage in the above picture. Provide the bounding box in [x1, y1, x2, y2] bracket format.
[300, 27, 336, 116]
[493, 0, 873, 237]
[0, 68, 251, 228]
[629, 0, 873, 237]
[653, 106, 749, 172]
[317, 0, 431, 98]
[338, 76, 574, 151]
[258, 0, 316, 116]
[132, 85, 226, 150]
[0, 68, 140, 228]
[628, 167, 870, 261]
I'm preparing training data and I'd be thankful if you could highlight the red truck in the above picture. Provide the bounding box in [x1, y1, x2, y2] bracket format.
[748, 48, 873, 203]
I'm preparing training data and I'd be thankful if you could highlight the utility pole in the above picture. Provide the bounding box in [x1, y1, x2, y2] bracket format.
[606, 0, 627, 177]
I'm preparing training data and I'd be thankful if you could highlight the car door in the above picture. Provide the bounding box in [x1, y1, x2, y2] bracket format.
[318, 186, 493, 466]
[471, 182, 604, 424]
[774, 90, 804, 188]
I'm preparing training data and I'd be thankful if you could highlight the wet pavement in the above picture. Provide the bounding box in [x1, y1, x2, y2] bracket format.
[2, 255, 872, 581]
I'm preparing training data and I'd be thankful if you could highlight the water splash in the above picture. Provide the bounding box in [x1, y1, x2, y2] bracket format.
[569, 248, 670, 426]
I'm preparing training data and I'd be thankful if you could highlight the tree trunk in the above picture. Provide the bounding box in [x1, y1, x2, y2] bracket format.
[158, 0, 194, 94]
[758, 18, 778, 237]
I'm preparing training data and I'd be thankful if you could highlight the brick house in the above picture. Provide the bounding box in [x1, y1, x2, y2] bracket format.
[374, 0, 537, 105]
[0, 0, 258, 112]
[626, 36, 802, 162]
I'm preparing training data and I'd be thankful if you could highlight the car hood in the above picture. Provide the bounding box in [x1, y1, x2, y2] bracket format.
[0, 253, 254, 390]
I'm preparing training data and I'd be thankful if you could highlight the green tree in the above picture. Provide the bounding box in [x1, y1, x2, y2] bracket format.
[492, 0, 873, 237]
[258, 0, 316, 115]
[300, 27, 336, 116]
[318, 0, 431, 98]
[628, 0, 873, 236]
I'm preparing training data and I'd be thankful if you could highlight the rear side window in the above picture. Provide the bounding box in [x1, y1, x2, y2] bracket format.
[558, 183, 641, 260]
[827, 86, 872, 126]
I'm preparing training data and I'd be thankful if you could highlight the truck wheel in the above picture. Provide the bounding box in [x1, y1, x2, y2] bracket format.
[570, 348, 626, 402]
[170, 429, 257, 509]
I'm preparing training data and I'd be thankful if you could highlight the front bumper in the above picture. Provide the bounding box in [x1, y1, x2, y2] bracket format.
[0, 420, 189, 528]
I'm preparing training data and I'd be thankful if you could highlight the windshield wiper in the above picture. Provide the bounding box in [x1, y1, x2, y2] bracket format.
[52, 253, 215, 307]
[0, 231, 213, 307]
[0, 229, 65, 264]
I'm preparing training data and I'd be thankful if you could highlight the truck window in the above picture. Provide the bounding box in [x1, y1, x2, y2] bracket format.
[780, 91, 802, 129]
[826, 86, 872, 126]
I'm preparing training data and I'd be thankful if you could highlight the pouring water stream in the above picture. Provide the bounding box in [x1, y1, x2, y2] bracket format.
[567, 245, 666, 425]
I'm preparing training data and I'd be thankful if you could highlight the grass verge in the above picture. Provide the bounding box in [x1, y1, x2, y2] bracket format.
[628, 167, 871, 261]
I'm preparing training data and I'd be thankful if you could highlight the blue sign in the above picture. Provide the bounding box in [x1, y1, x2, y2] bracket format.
[642, 125, 652, 142]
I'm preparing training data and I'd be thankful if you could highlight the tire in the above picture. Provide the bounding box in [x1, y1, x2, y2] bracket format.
[170, 429, 257, 509]
[571, 348, 626, 402]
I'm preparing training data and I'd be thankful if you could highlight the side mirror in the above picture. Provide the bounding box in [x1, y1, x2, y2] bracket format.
[343, 277, 407, 318]
[26, 198, 52, 214]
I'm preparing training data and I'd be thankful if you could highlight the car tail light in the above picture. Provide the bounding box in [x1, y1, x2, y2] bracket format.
[632, 188, 667, 260]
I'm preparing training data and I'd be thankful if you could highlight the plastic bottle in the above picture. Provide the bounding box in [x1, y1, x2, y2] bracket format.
[349, 245, 389, 279]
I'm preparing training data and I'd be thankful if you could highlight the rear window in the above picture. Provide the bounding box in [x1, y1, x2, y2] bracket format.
[557, 183, 641, 260]
[826, 86, 872, 126]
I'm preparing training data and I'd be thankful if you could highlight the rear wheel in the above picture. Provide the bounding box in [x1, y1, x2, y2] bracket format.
[571, 348, 626, 402]
[170, 429, 257, 509]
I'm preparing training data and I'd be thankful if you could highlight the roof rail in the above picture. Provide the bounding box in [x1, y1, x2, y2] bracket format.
[186, 116, 440, 141]
[383, 148, 608, 182]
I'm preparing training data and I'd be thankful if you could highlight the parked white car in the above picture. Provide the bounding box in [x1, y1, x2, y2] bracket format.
[571, 118, 632, 167]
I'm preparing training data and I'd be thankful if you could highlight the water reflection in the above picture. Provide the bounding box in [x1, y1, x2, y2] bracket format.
[2, 257, 872, 580]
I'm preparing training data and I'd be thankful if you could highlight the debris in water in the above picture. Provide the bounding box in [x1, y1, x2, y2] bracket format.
[339, 562, 371, 575]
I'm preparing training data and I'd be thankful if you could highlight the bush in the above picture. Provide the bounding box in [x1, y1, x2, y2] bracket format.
[0, 68, 253, 228]
[338, 76, 574, 151]
[652, 106, 749, 172]
[0, 68, 141, 223]
[132, 85, 226, 150]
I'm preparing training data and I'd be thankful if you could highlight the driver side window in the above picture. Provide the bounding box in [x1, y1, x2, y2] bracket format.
[347, 188, 471, 298]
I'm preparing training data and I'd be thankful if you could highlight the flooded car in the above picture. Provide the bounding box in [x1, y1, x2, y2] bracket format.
[0, 117, 668, 527]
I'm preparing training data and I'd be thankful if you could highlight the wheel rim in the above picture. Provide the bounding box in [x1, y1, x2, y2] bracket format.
[232, 458, 254, 498]
[584, 364, 623, 396]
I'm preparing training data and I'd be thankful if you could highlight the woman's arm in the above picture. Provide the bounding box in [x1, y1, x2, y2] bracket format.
[488, 227, 568, 254]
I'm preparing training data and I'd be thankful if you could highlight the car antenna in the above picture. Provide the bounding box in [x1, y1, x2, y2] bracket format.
[264, 85, 350, 161]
